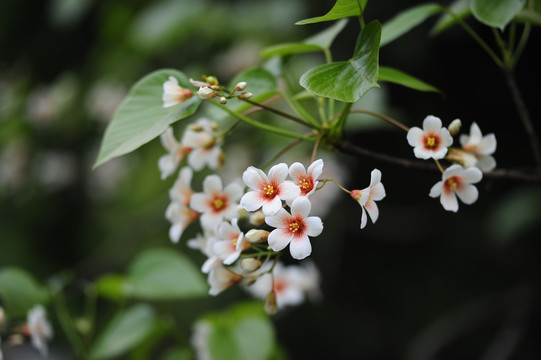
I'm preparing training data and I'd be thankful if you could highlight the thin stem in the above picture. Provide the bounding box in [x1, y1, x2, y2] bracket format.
[240, 97, 319, 130]
[317, 178, 351, 194]
[434, 159, 445, 173]
[310, 132, 323, 164]
[512, 21, 531, 66]
[332, 102, 353, 138]
[262, 138, 304, 170]
[278, 89, 320, 127]
[492, 28, 512, 66]
[350, 109, 410, 132]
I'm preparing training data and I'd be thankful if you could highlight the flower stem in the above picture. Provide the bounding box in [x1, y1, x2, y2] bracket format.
[240, 97, 319, 130]
[349, 109, 410, 132]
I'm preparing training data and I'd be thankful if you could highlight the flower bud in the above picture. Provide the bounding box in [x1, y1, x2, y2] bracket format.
[448, 119, 462, 136]
[265, 289, 278, 315]
[219, 96, 228, 104]
[235, 81, 247, 91]
[240, 258, 262, 272]
[249, 211, 266, 226]
[245, 229, 269, 243]
[447, 148, 477, 168]
[190, 78, 210, 88]
[198, 87, 216, 99]
[239, 92, 253, 100]
[204, 76, 219, 85]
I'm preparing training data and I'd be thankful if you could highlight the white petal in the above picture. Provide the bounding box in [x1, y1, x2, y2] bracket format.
[440, 190, 458, 212]
[440, 128, 454, 147]
[289, 236, 312, 260]
[371, 182, 386, 201]
[364, 201, 379, 223]
[160, 127, 177, 151]
[431, 147, 449, 160]
[369, 168, 382, 187]
[268, 228, 293, 251]
[477, 134, 497, 155]
[169, 223, 183, 243]
[187, 149, 207, 171]
[203, 174, 223, 194]
[461, 167, 483, 183]
[469, 122, 483, 144]
[224, 182, 244, 202]
[190, 193, 209, 213]
[442, 164, 463, 180]
[291, 197, 311, 218]
[423, 115, 443, 132]
[413, 147, 434, 160]
[279, 181, 301, 201]
[429, 181, 443, 198]
[158, 154, 177, 179]
[455, 183, 478, 204]
[262, 195, 283, 216]
[407, 127, 424, 147]
[288, 162, 306, 182]
[305, 216, 323, 237]
[360, 207, 368, 229]
[240, 191, 264, 212]
[307, 159, 324, 180]
[265, 208, 290, 228]
[477, 155, 496, 172]
[268, 163, 289, 183]
[242, 166, 267, 190]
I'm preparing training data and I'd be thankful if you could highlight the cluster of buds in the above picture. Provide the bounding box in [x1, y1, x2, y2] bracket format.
[188, 76, 252, 104]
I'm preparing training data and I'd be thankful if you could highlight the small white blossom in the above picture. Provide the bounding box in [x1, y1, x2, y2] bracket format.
[351, 168, 386, 229]
[208, 263, 242, 296]
[429, 164, 483, 212]
[27, 305, 53, 357]
[460, 122, 497, 172]
[407, 115, 453, 160]
[181, 119, 222, 171]
[162, 76, 192, 108]
[213, 219, 250, 265]
[197, 86, 216, 99]
[158, 127, 190, 179]
[288, 159, 323, 199]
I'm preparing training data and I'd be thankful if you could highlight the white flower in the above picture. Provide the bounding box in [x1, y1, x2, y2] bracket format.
[288, 159, 323, 199]
[213, 219, 250, 265]
[208, 263, 242, 296]
[187, 230, 221, 274]
[27, 305, 53, 357]
[407, 115, 453, 160]
[190, 175, 243, 230]
[181, 119, 222, 171]
[265, 197, 323, 260]
[429, 164, 483, 212]
[351, 168, 386, 229]
[197, 86, 216, 99]
[162, 76, 192, 108]
[240, 163, 300, 216]
[460, 122, 497, 172]
[158, 127, 190, 179]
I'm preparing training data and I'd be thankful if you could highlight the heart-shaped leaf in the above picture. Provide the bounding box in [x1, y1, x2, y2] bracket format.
[93, 69, 201, 169]
[295, 0, 366, 25]
[299, 20, 381, 102]
[470, 0, 526, 30]
[0, 268, 50, 317]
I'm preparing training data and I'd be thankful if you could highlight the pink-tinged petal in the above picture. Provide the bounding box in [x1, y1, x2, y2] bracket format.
[218, 221, 235, 240]
[235, 233, 246, 252]
[265, 208, 290, 228]
[203, 174, 223, 194]
[160, 127, 177, 151]
[169, 223, 183, 243]
[304, 216, 323, 237]
[429, 181, 443, 198]
[364, 201, 379, 224]
[469, 122, 483, 144]
[187, 149, 207, 171]
[214, 241, 236, 260]
[462, 167, 483, 183]
[182, 131, 213, 148]
[477, 134, 497, 155]
[240, 191, 264, 212]
[442, 164, 463, 180]
[369, 168, 381, 187]
[289, 162, 307, 182]
[413, 147, 434, 160]
[440, 190, 458, 212]
[422, 115, 443, 132]
[242, 166, 267, 190]
[279, 181, 301, 201]
[431, 147, 448, 160]
[455, 183, 479, 204]
[202, 256, 219, 273]
[268, 163, 289, 183]
[407, 127, 424, 147]
[289, 236, 312, 260]
[268, 228, 294, 251]
[371, 182, 386, 201]
[360, 207, 368, 229]
[477, 155, 496, 172]
[262, 195, 283, 216]
[291, 197, 311, 218]
[224, 182, 244, 202]
[307, 159, 324, 180]
[190, 193, 209, 213]
[223, 251, 241, 265]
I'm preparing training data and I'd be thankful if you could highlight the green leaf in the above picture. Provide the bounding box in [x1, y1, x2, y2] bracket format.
[221, 68, 277, 114]
[378, 66, 441, 93]
[123, 248, 207, 300]
[93, 69, 201, 169]
[515, 8, 541, 25]
[470, 0, 526, 30]
[199, 302, 275, 360]
[295, 0, 366, 25]
[299, 20, 381, 102]
[94, 274, 126, 302]
[261, 19, 348, 58]
[431, 0, 472, 35]
[89, 304, 156, 360]
[0, 267, 50, 317]
[380, 3, 443, 47]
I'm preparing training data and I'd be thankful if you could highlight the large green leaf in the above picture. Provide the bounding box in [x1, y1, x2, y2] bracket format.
[380, 3, 443, 46]
[0, 267, 50, 317]
[261, 19, 348, 58]
[93, 69, 201, 169]
[299, 20, 381, 102]
[295, 0, 366, 25]
[89, 304, 156, 360]
[378, 66, 441, 93]
[123, 248, 207, 300]
[470, 0, 526, 30]
[198, 302, 275, 360]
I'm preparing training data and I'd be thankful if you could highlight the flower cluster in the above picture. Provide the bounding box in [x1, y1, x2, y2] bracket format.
[407, 115, 496, 212]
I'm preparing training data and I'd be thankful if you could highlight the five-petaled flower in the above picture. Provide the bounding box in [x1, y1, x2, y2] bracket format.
[288, 159, 324, 199]
[265, 197, 323, 260]
[429, 164, 483, 212]
[182, 119, 223, 171]
[351, 168, 386, 229]
[158, 127, 191, 180]
[213, 219, 250, 265]
[190, 175, 243, 230]
[460, 122, 497, 172]
[407, 115, 453, 160]
[241, 163, 300, 216]
[162, 76, 193, 108]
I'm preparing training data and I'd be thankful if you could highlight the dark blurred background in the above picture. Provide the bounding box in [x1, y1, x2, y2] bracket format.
[1, 0, 541, 359]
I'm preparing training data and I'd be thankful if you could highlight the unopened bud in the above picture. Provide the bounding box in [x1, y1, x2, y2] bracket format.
[219, 96, 228, 104]
[240, 258, 262, 272]
[249, 211, 266, 226]
[245, 229, 269, 243]
[190, 78, 210, 88]
[239, 92, 253, 100]
[198, 87, 216, 99]
[448, 119, 462, 136]
[265, 289, 278, 315]
[204, 76, 219, 85]
[188, 124, 204, 131]
[235, 81, 248, 91]
[211, 85, 221, 91]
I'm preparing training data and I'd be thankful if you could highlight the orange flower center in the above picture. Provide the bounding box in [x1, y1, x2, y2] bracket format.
[262, 183, 278, 199]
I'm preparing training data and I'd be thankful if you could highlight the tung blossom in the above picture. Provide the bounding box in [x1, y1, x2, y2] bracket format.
[181, 119, 223, 171]
[351, 168, 386, 229]
[407, 115, 453, 160]
[26, 305, 53, 357]
[460, 122, 497, 172]
[241, 163, 300, 216]
[429, 164, 483, 212]
[265, 197, 323, 260]
[208, 263, 242, 296]
[213, 219, 250, 265]
[162, 76, 193, 108]
[165, 167, 199, 243]
[288, 159, 324, 199]
[158, 127, 191, 179]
